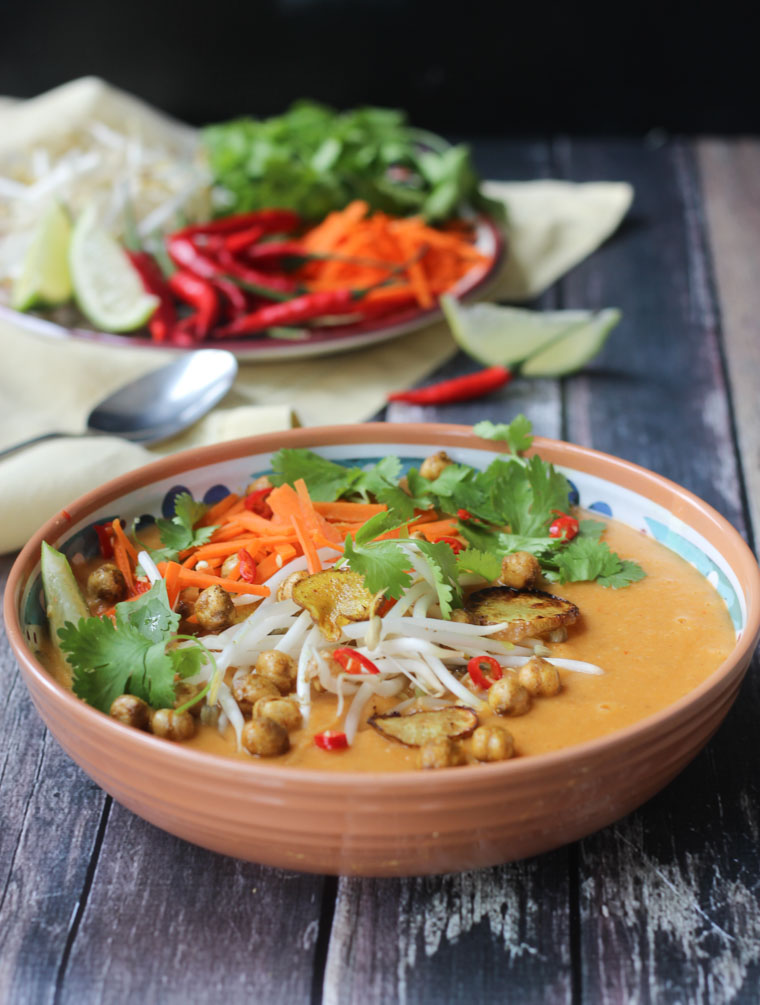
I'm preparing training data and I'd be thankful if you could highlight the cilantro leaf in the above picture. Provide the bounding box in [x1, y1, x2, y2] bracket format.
[474, 415, 534, 454]
[58, 580, 201, 713]
[270, 448, 360, 500]
[150, 492, 216, 563]
[548, 537, 645, 588]
[342, 536, 413, 598]
[414, 539, 462, 618]
[578, 519, 605, 540]
[456, 547, 503, 582]
[597, 559, 647, 589]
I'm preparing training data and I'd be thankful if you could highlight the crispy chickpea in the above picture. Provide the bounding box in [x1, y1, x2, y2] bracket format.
[176, 587, 199, 620]
[420, 450, 453, 481]
[252, 696, 302, 732]
[471, 725, 515, 762]
[174, 681, 206, 717]
[450, 608, 471, 624]
[195, 584, 235, 633]
[109, 694, 150, 730]
[517, 657, 561, 697]
[242, 716, 289, 757]
[150, 708, 196, 741]
[488, 675, 532, 716]
[419, 737, 466, 769]
[87, 562, 127, 604]
[276, 570, 309, 602]
[231, 672, 280, 715]
[256, 650, 297, 694]
[498, 551, 541, 589]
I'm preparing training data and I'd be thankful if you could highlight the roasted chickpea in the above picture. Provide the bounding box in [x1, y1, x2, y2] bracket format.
[256, 650, 297, 694]
[488, 675, 532, 716]
[471, 725, 515, 762]
[174, 681, 206, 717]
[420, 451, 453, 481]
[150, 708, 196, 741]
[450, 608, 471, 624]
[231, 672, 280, 715]
[252, 696, 302, 732]
[176, 587, 199, 620]
[517, 657, 561, 697]
[276, 570, 309, 602]
[242, 716, 289, 757]
[195, 584, 235, 632]
[87, 562, 127, 604]
[498, 551, 541, 589]
[419, 737, 466, 769]
[109, 694, 150, 730]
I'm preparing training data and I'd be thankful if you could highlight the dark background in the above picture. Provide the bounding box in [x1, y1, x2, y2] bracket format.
[1, 0, 756, 135]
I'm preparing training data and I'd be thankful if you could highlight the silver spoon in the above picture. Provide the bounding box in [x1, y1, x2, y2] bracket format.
[0, 349, 238, 460]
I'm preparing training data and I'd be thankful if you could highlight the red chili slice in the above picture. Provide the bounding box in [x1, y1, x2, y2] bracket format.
[467, 655, 504, 690]
[244, 487, 274, 519]
[94, 523, 115, 559]
[332, 647, 380, 675]
[314, 730, 349, 751]
[549, 512, 579, 541]
[457, 509, 473, 521]
[237, 548, 258, 583]
[431, 535, 466, 555]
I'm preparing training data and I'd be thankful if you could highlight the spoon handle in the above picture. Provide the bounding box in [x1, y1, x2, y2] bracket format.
[0, 432, 76, 461]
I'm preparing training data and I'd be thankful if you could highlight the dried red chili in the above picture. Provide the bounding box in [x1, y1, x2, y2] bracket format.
[387, 366, 512, 406]
[467, 655, 504, 690]
[332, 647, 380, 675]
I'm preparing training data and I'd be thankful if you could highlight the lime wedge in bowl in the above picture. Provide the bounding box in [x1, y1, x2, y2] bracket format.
[70, 206, 159, 332]
[440, 294, 621, 376]
[12, 202, 73, 310]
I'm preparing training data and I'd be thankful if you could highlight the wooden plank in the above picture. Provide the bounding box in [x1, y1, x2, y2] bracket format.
[324, 856, 574, 1005]
[557, 137, 760, 1002]
[57, 802, 329, 1004]
[698, 138, 760, 541]
[0, 553, 110, 1005]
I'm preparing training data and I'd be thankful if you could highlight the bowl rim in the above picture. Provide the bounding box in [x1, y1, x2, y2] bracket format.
[6, 422, 760, 792]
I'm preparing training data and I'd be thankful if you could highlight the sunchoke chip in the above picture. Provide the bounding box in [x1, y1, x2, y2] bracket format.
[292, 569, 374, 642]
[462, 586, 580, 643]
[369, 707, 479, 747]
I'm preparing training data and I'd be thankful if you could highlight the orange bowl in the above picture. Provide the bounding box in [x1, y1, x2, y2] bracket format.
[6, 424, 760, 876]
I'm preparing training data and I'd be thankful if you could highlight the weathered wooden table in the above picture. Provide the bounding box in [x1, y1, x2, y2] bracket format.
[2, 138, 759, 1004]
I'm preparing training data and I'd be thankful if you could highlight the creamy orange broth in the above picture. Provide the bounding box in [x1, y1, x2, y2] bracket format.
[43, 517, 735, 771]
[174, 517, 736, 771]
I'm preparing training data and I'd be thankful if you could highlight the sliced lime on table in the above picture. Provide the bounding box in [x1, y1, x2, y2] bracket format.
[440, 294, 621, 376]
[70, 206, 159, 332]
[12, 202, 73, 310]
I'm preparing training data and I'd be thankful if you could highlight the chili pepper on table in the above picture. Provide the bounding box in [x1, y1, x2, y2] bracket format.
[467, 655, 504, 690]
[332, 648, 380, 675]
[168, 270, 219, 338]
[126, 250, 177, 342]
[549, 511, 580, 541]
[314, 730, 349, 751]
[387, 366, 512, 406]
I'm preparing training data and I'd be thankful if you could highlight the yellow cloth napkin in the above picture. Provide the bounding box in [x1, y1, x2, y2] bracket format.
[0, 79, 633, 553]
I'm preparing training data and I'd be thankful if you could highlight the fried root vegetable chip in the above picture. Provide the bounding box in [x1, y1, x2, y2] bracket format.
[368, 706, 479, 747]
[291, 569, 373, 642]
[463, 586, 579, 643]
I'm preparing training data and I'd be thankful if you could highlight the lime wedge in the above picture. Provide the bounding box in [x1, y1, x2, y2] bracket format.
[70, 206, 159, 332]
[520, 308, 621, 377]
[12, 203, 73, 310]
[40, 542, 90, 663]
[440, 295, 621, 376]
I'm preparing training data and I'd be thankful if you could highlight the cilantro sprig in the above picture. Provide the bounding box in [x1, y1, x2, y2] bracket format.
[58, 580, 207, 713]
[147, 492, 217, 563]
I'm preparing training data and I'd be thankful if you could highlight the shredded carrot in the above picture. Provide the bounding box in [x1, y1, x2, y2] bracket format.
[111, 518, 138, 562]
[158, 562, 270, 597]
[313, 501, 388, 522]
[199, 493, 240, 526]
[256, 546, 298, 583]
[164, 561, 181, 608]
[112, 539, 135, 592]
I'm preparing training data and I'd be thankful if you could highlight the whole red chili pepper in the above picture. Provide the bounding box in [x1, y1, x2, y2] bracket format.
[236, 549, 258, 583]
[244, 487, 274, 518]
[314, 730, 349, 751]
[126, 250, 176, 342]
[215, 288, 364, 337]
[211, 277, 248, 318]
[387, 367, 512, 406]
[177, 209, 300, 239]
[431, 535, 466, 555]
[467, 655, 504, 690]
[549, 511, 579, 541]
[332, 648, 380, 675]
[210, 245, 299, 294]
[223, 225, 265, 254]
[167, 234, 298, 300]
[168, 270, 219, 337]
[244, 240, 307, 265]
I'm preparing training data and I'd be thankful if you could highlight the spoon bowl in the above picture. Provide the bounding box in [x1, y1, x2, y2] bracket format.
[0, 350, 238, 458]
